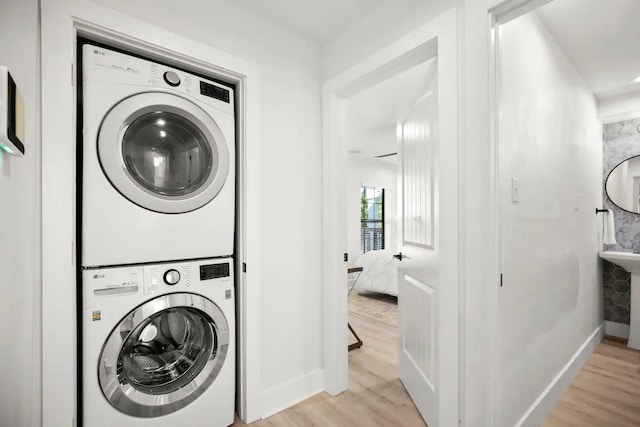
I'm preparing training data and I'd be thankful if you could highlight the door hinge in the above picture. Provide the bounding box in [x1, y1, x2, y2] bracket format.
[500, 273, 503, 287]
[344, 253, 348, 262]
[242, 262, 246, 273]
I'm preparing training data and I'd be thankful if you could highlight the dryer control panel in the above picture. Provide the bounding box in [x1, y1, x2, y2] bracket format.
[82, 44, 234, 114]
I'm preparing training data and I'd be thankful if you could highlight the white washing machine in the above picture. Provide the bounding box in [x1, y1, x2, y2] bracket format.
[82, 257, 235, 427]
[82, 45, 235, 267]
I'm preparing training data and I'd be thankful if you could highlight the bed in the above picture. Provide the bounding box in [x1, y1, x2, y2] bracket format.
[352, 249, 400, 297]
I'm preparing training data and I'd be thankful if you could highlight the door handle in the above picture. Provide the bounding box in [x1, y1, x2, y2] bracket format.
[393, 252, 403, 261]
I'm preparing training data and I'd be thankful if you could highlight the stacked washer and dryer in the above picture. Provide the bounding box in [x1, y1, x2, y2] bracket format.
[80, 45, 236, 427]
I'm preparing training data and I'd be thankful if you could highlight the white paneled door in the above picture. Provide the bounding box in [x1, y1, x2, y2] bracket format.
[398, 60, 453, 427]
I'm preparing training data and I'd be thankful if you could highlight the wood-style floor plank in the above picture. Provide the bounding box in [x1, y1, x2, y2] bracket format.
[542, 337, 640, 427]
[233, 312, 425, 427]
[234, 320, 640, 427]
[236, 323, 640, 427]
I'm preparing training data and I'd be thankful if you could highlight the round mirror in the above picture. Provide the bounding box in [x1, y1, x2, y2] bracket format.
[606, 155, 640, 214]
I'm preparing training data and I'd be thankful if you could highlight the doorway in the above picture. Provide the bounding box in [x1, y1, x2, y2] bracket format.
[490, 0, 640, 425]
[322, 8, 460, 427]
[344, 61, 434, 331]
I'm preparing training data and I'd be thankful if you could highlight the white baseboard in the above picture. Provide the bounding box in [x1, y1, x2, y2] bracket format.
[605, 320, 630, 339]
[260, 369, 324, 419]
[514, 323, 605, 427]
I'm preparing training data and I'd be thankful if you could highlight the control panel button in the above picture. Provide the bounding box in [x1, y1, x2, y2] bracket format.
[163, 71, 181, 87]
[163, 269, 181, 285]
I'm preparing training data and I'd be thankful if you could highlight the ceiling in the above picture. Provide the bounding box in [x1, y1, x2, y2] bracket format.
[232, 0, 384, 44]
[345, 60, 434, 163]
[536, 0, 640, 100]
[232, 0, 640, 99]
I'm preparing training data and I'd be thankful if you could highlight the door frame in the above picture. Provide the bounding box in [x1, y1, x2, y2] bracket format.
[322, 7, 461, 423]
[486, 0, 555, 424]
[40, 1, 262, 425]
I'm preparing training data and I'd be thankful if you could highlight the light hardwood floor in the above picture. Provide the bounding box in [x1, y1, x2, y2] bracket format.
[234, 325, 640, 427]
[542, 337, 640, 427]
[233, 312, 426, 426]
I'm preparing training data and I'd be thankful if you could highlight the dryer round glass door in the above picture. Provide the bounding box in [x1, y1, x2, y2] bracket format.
[98, 293, 229, 417]
[98, 92, 230, 213]
[122, 111, 213, 197]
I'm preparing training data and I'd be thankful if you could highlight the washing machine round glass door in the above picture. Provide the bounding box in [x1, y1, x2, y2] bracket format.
[98, 293, 229, 417]
[98, 91, 230, 213]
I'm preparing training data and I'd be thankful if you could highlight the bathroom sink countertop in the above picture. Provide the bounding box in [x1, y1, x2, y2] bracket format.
[599, 251, 640, 274]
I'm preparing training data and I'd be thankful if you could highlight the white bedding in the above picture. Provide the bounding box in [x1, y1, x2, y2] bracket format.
[353, 249, 399, 296]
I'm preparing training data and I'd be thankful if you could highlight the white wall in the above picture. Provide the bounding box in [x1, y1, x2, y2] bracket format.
[497, 12, 603, 427]
[0, 1, 42, 427]
[322, 0, 460, 80]
[346, 156, 397, 261]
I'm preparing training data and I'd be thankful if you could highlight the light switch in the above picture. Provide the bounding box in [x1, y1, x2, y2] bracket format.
[511, 177, 519, 203]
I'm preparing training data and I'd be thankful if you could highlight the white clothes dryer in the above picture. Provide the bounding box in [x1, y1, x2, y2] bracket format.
[81, 45, 235, 267]
[82, 257, 235, 427]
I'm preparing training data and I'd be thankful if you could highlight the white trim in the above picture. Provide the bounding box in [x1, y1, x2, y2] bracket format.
[513, 324, 604, 427]
[35, 2, 44, 426]
[491, 0, 553, 25]
[41, 0, 262, 424]
[486, 12, 502, 427]
[597, 89, 640, 124]
[260, 369, 324, 419]
[605, 320, 630, 339]
[600, 110, 640, 125]
[322, 7, 461, 425]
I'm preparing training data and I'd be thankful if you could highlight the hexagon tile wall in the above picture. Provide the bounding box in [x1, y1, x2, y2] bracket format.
[602, 259, 631, 324]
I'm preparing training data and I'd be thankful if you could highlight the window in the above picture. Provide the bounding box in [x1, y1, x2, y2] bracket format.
[360, 186, 385, 253]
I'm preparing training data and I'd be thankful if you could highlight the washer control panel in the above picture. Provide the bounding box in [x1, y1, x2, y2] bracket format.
[83, 267, 143, 300]
[200, 262, 230, 280]
[143, 258, 232, 296]
[83, 258, 233, 307]
[163, 269, 181, 285]
[145, 263, 192, 294]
